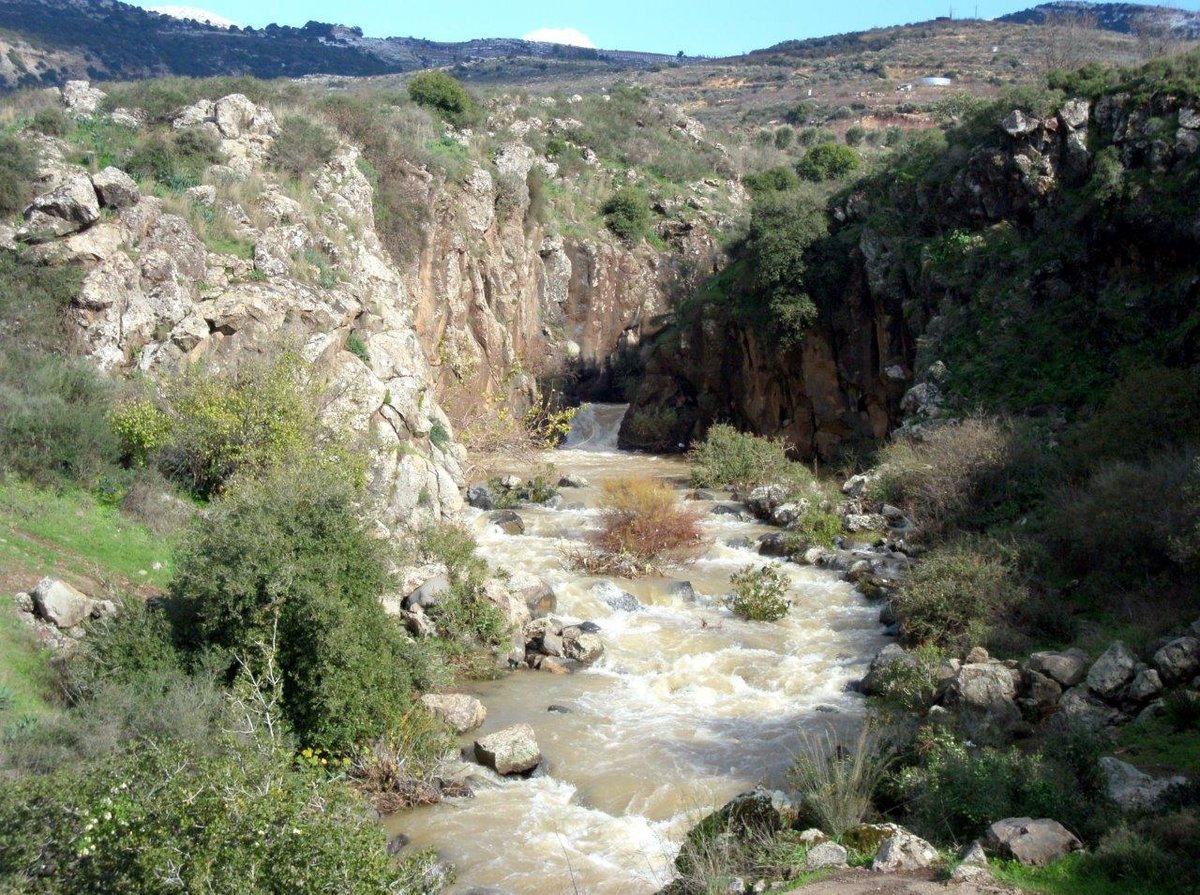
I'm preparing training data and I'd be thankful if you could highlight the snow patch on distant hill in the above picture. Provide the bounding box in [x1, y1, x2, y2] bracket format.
[148, 5, 238, 28]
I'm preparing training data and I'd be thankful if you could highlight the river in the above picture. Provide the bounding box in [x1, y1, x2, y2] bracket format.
[392, 404, 886, 894]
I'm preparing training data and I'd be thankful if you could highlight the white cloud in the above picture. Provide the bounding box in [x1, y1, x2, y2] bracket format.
[147, 5, 239, 28]
[522, 27, 596, 48]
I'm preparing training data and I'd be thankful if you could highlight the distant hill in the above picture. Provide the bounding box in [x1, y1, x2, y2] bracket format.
[998, 2, 1200, 39]
[0, 0, 678, 91]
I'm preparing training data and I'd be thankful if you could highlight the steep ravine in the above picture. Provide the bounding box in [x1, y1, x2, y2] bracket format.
[391, 406, 887, 894]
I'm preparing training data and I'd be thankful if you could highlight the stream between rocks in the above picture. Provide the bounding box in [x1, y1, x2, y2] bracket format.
[390, 404, 887, 894]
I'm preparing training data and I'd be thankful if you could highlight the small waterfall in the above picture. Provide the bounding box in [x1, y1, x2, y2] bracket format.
[561, 402, 628, 452]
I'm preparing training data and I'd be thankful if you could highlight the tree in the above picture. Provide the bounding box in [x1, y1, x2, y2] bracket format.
[407, 70, 477, 124]
[796, 143, 859, 181]
[1039, 7, 1100, 75]
[602, 185, 652, 242]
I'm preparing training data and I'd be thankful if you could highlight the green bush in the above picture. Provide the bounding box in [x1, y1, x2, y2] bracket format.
[346, 333, 371, 364]
[407, 70, 478, 125]
[898, 725, 1112, 846]
[1049, 451, 1195, 582]
[892, 538, 1029, 654]
[622, 407, 682, 452]
[417, 523, 510, 650]
[271, 115, 339, 179]
[796, 143, 859, 181]
[0, 741, 421, 893]
[741, 191, 827, 346]
[156, 351, 358, 498]
[1071, 367, 1200, 467]
[689, 423, 812, 493]
[29, 108, 71, 138]
[124, 128, 221, 191]
[0, 135, 37, 216]
[0, 350, 119, 485]
[787, 506, 844, 550]
[726, 564, 791, 621]
[743, 165, 800, 196]
[602, 185, 652, 243]
[63, 595, 183, 701]
[844, 125, 867, 146]
[790, 728, 892, 836]
[171, 464, 434, 751]
[0, 251, 86, 352]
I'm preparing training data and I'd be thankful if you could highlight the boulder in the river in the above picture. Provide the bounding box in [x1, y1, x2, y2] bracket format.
[564, 631, 603, 664]
[558, 474, 589, 488]
[421, 693, 487, 734]
[984, 818, 1082, 866]
[593, 581, 641, 612]
[488, 509, 525, 535]
[501, 568, 556, 618]
[466, 484, 495, 510]
[745, 484, 788, 519]
[404, 574, 451, 610]
[473, 724, 542, 775]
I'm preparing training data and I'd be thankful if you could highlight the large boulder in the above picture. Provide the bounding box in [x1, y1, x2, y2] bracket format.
[1087, 642, 1137, 700]
[487, 510, 524, 535]
[420, 693, 487, 734]
[1027, 648, 1089, 687]
[871, 830, 940, 873]
[806, 841, 848, 870]
[593, 581, 641, 613]
[858, 644, 918, 695]
[91, 167, 140, 209]
[745, 485, 788, 519]
[466, 484, 495, 510]
[403, 574, 451, 610]
[473, 724, 542, 775]
[1101, 757, 1188, 813]
[62, 80, 106, 117]
[504, 569, 556, 618]
[1152, 637, 1200, 686]
[32, 577, 92, 629]
[984, 818, 1082, 867]
[19, 173, 101, 242]
[944, 661, 1023, 744]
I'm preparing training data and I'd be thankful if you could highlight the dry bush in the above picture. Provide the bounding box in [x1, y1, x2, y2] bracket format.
[872, 417, 1051, 539]
[579, 477, 707, 576]
[347, 705, 459, 814]
[788, 726, 893, 837]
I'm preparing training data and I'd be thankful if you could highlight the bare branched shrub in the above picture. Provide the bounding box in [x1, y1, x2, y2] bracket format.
[789, 726, 893, 837]
[348, 706, 459, 814]
[574, 477, 706, 576]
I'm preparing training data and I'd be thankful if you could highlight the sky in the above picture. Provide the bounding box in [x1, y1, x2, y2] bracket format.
[138, 1, 1200, 56]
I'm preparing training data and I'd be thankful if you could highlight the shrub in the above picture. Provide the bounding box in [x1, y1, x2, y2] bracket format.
[726, 564, 791, 621]
[1071, 367, 1200, 467]
[0, 740, 419, 893]
[0, 350, 118, 485]
[157, 351, 358, 498]
[602, 185, 652, 243]
[0, 135, 37, 216]
[345, 333, 371, 364]
[898, 725, 1112, 846]
[892, 538, 1030, 654]
[689, 423, 812, 493]
[348, 705, 458, 812]
[743, 165, 800, 196]
[741, 190, 827, 346]
[1049, 451, 1196, 581]
[63, 595, 182, 701]
[271, 115, 338, 179]
[585, 477, 706, 574]
[872, 417, 1053, 538]
[171, 464, 430, 751]
[29, 108, 71, 138]
[407, 70, 478, 124]
[1086, 825, 1172, 886]
[844, 125, 867, 146]
[796, 143, 860, 181]
[790, 727, 893, 836]
[0, 250, 86, 352]
[110, 397, 171, 467]
[621, 407, 682, 452]
[124, 129, 221, 190]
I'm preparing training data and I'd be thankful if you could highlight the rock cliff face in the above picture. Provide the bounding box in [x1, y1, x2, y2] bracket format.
[624, 87, 1200, 456]
[5, 83, 732, 526]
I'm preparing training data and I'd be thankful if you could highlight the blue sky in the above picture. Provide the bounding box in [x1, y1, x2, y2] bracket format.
[139, 1, 1200, 56]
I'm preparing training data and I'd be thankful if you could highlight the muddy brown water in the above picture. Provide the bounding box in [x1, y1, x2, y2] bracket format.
[390, 405, 887, 894]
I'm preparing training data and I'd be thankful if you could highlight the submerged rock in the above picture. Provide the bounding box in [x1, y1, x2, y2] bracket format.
[473, 724, 542, 775]
[488, 509, 525, 535]
[593, 581, 641, 612]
